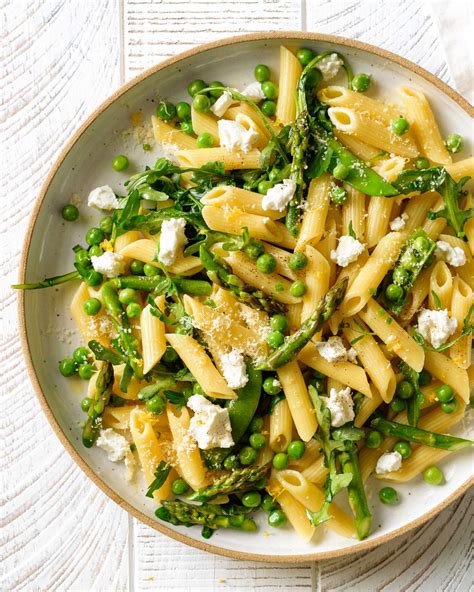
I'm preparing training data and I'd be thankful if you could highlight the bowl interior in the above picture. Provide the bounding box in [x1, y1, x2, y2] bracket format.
[22, 35, 473, 560]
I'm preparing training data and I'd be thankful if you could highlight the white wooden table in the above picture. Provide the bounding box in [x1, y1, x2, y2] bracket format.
[2, 1, 472, 590]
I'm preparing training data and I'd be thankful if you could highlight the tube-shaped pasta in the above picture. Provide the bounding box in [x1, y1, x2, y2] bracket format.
[151, 115, 197, 150]
[446, 156, 474, 181]
[423, 350, 470, 402]
[112, 364, 148, 400]
[267, 476, 315, 542]
[301, 457, 328, 486]
[114, 230, 142, 261]
[288, 439, 322, 471]
[202, 205, 296, 249]
[318, 86, 401, 124]
[233, 112, 267, 150]
[276, 361, 317, 441]
[201, 185, 281, 219]
[316, 217, 338, 285]
[295, 174, 331, 251]
[400, 266, 432, 321]
[422, 196, 447, 240]
[261, 242, 303, 280]
[334, 131, 381, 161]
[269, 398, 293, 452]
[378, 447, 451, 482]
[276, 46, 302, 125]
[165, 334, 236, 399]
[464, 193, 474, 257]
[397, 86, 451, 165]
[359, 299, 425, 372]
[191, 107, 219, 140]
[342, 318, 397, 402]
[301, 246, 330, 324]
[366, 196, 394, 248]
[226, 103, 279, 138]
[275, 470, 355, 538]
[372, 156, 407, 183]
[71, 282, 112, 347]
[402, 192, 438, 234]
[341, 232, 405, 317]
[342, 186, 366, 240]
[355, 388, 384, 427]
[449, 277, 473, 369]
[328, 107, 419, 158]
[140, 295, 166, 374]
[177, 147, 260, 170]
[429, 261, 453, 309]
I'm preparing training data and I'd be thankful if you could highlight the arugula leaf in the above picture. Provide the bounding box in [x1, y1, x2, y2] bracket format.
[163, 389, 190, 410]
[269, 392, 285, 414]
[348, 220, 356, 239]
[119, 363, 133, 393]
[431, 290, 442, 310]
[145, 461, 172, 498]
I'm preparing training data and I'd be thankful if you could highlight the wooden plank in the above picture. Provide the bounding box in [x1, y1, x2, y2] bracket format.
[1, 1, 129, 590]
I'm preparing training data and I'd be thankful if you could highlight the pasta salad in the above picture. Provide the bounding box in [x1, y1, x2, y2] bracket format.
[16, 45, 474, 543]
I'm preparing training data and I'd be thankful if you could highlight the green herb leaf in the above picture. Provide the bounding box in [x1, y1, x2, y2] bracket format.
[431, 290, 442, 310]
[88, 340, 127, 365]
[146, 461, 172, 498]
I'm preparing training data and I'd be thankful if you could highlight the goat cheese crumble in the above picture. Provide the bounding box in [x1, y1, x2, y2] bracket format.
[389, 213, 409, 231]
[417, 308, 458, 349]
[88, 185, 118, 211]
[158, 217, 187, 266]
[187, 394, 234, 450]
[218, 119, 259, 153]
[241, 81, 266, 102]
[96, 429, 135, 481]
[435, 240, 467, 267]
[317, 53, 344, 81]
[330, 235, 365, 267]
[211, 90, 236, 117]
[315, 336, 357, 363]
[324, 386, 355, 427]
[375, 451, 403, 475]
[261, 179, 297, 212]
[91, 251, 126, 278]
[220, 349, 248, 389]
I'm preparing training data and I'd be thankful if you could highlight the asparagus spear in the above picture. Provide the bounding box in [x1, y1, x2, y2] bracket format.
[258, 278, 348, 370]
[156, 501, 257, 531]
[339, 444, 372, 540]
[82, 361, 114, 447]
[398, 361, 424, 427]
[371, 418, 473, 451]
[199, 245, 285, 314]
[109, 275, 211, 296]
[286, 112, 310, 236]
[187, 466, 267, 502]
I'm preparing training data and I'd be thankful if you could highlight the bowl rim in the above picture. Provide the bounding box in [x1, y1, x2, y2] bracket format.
[17, 30, 474, 563]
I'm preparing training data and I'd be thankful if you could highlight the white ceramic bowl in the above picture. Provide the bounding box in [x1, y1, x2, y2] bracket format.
[19, 32, 473, 562]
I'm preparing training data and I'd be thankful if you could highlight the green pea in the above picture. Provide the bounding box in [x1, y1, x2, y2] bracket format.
[171, 478, 189, 495]
[208, 81, 225, 98]
[274, 282, 284, 293]
[248, 416, 264, 434]
[86, 227, 105, 246]
[81, 397, 91, 412]
[130, 260, 145, 275]
[440, 399, 458, 414]
[267, 331, 285, 349]
[391, 117, 409, 136]
[239, 446, 258, 466]
[175, 326, 189, 335]
[83, 297, 101, 316]
[413, 236, 430, 253]
[88, 245, 103, 258]
[268, 509, 286, 527]
[272, 452, 288, 470]
[156, 101, 176, 121]
[396, 380, 414, 400]
[180, 119, 194, 135]
[192, 383, 205, 396]
[263, 376, 282, 395]
[223, 454, 240, 470]
[175, 101, 191, 121]
[261, 100, 276, 117]
[351, 73, 371, 92]
[126, 302, 141, 318]
[290, 280, 306, 297]
[288, 251, 308, 271]
[59, 358, 75, 377]
[401, 253, 417, 268]
[333, 163, 350, 180]
[418, 369, 432, 386]
[385, 283, 404, 302]
[445, 133, 463, 153]
[243, 240, 265, 260]
[143, 263, 160, 276]
[61, 204, 79, 222]
[394, 441, 412, 459]
[254, 64, 271, 83]
[257, 180, 273, 195]
[256, 253, 277, 274]
[261, 81, 278, 100]
[196, 132, 215, 148]
[330, 185, 348, 205]
[365, 430, 382, 449]
[268, 168, 280, 183]
[73, 346, 89, 364]
[187, 79, 207, 97]
[390, 397, 406, 413]
[142, 143, 151, 151]
[287, 440, 305, 460]
[392, 267, 411, 285]
[415, 156, 430, 170]
[423, 465, 444, 485]
[296, 47, 315, 66]
[162, 346, 178, 364]
[249, 433, 266, 451]
[435, 384, 454, 403]
[112, 155, 129, 172]
[242, 491, 261, 508]
[379, 486, 398, 505]
[119, 288, 138, 305]
[261, 493, 277, 512]
[146, 394, 165, 415]
[78, 363, 95, 380]
[85, 271, 102, 287]
[270, 314, 288, 333]
[192, 94, 211, 113]
[99, 216, 113, 234]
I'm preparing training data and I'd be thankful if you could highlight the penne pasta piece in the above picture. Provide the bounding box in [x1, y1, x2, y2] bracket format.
[423, 349, 470, 402]
[372, 156, 407, 183]
[177, 147, 260, 170]
[269, 398, 293, 452]
[379, 447, 451, 482]
[429, 261, 453, 309]
[342, 186, 366, 240]
[402, 192, 439, 234]
[449, 276, 472, 369]
[140, 295, 166, 374]
[399, 266, 432, 321]
[267, 476, 315, 542]
[114, 231, 143, 262]
[422, 196, 447, 240]
[301, 245, 330, 324]
[355, 388, 384, 427]
[151, 115, 197, 150]
[226, 103, 279, 138]
[262, 242, 303, 280]
[112, 364, 148, 400]
[191, 107, 219, 140]
[318, 86, 401, 124]
[202, 185, 281, 219]
[366, 196, 394, 249]
[446, 156, 474, 181]
[70, 282, 113, 347]
[335, 131, 382, 161]
[288, 439, 322, 471]
[301, 457, 327, 486]
[295, 174, 331, 251]
[276, 46, 302, 125]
